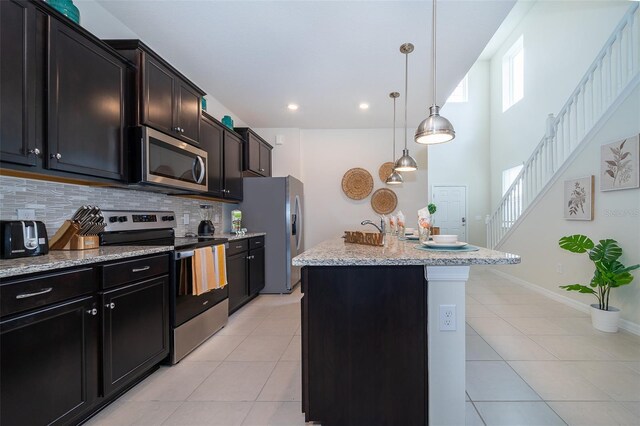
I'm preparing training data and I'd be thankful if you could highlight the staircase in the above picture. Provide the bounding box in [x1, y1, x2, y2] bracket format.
[487, 3, 640, 249]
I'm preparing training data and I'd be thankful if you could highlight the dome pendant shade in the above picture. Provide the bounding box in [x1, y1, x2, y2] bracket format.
[415, 105, 455, 144]
[395, 148, 417, 172]
[385, 170, 404, 185]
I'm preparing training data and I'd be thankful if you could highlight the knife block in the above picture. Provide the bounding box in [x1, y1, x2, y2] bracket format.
[64, 235, 99, 250]
[49, 220, 99, 250]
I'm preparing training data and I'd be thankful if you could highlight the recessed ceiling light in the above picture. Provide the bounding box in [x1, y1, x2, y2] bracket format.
[287, 104, 299, 111]
[359, 103, 369, 110]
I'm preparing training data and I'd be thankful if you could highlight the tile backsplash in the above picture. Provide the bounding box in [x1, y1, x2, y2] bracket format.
[0, 176, 224, 237]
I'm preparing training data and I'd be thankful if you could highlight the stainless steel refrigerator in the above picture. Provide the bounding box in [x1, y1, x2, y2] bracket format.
[240, 176, 304, 293]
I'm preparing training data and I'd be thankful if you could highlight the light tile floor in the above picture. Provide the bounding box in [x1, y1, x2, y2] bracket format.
[87, 266, 640, 425]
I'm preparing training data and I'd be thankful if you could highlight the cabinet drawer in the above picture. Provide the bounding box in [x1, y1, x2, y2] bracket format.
[249, 236, 265, 250]
[227, 239, 248, 257]
[1, 268, 96, 317]
[102, 254, 169, 289]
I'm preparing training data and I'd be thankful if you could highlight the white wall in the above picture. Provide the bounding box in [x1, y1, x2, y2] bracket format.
[252, 128, 302, 181]
[300, 129, 428, 248]
[496, 83, 640, 327]
[488, 1, 631, 206]
[432, 61, 492, 246]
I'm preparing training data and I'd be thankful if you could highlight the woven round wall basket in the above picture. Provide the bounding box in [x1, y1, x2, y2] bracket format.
[371, 188, 397, 215]
[378, 162, 395, 183]
[342, 168, 374, 200]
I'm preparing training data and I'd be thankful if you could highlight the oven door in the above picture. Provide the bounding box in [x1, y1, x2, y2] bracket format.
[142, 127, 208, 192]
[174, 248, 228, 327]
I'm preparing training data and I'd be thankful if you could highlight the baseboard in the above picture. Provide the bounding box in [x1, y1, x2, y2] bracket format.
[489, 269, 640, 336]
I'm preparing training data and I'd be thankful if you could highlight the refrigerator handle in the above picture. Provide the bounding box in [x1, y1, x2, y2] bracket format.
[294, 195, 302, 251]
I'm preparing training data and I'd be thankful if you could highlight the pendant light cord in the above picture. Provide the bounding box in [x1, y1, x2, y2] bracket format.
[404, 51, 409, 149]
[432, 0, 437, 106]
[393, 97, 397, 160]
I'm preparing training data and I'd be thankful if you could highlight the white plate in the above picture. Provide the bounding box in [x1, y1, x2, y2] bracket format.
[422, 241, 468, 248]
[404, 235, 419, 240]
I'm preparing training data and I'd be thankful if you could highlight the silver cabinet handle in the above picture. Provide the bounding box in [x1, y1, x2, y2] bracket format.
[105, 302, 115, 309]
[255, 241, 262, 245]
[132, 266, 150, 272]
[87, 308, 98, 316]
[50, 153, 62, 160]
[235, 245, 243, 249]
[259, 168, 265, 172]
[28, 148, 41, 156]
[180, 128, 185, 133]
[16, 287, 52, 299]
[174, 126, 181, 132]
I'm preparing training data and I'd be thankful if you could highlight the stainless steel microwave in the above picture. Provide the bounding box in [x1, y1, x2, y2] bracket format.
[131, 126, 208, 193]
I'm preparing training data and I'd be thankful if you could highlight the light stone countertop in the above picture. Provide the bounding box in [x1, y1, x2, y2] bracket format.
[292, 237, 520, 266]
[0, 246, 173, 279]
[215, 232, 266, 241]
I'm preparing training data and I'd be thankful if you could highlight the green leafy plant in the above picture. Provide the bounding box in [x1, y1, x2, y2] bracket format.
[427, 203, 437, 227]
[559, 234, 639, 311]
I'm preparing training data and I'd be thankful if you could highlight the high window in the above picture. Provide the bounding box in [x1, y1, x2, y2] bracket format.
[502, 35, 524, 111]
[447, 74, 468, 103]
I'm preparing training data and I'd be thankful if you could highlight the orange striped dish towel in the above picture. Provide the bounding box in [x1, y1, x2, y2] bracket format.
[192, 245, 228, 295]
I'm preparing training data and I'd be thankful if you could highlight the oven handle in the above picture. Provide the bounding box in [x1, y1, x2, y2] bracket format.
[175, 250, 195, 260]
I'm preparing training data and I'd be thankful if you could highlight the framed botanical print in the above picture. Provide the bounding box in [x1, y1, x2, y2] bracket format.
[600, 134, 639, 191]
[564, 176, 594, 220]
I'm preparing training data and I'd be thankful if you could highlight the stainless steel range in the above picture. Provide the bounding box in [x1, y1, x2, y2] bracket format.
[99, 210, 228, 364]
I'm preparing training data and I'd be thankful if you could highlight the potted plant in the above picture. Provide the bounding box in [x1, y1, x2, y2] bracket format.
[427, 203, 439, 235]
[558, 234, 639, 332]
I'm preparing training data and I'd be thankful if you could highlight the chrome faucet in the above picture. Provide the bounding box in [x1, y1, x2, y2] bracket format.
[361, 217, 386, 235]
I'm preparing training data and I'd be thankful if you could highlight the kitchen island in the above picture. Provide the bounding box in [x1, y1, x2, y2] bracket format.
[292, 238, 520, 426]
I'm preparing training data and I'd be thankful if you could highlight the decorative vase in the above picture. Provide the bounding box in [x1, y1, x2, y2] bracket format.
[222, 115, 234, 129]
[590, 304, 621, 333]
[47, 0, 80, 24]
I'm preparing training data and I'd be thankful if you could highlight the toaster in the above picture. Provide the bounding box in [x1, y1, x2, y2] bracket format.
[1, 221, 49, 259]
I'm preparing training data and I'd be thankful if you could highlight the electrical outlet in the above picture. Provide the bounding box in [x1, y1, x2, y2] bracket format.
[17, 208, 36, 220]
[439, 304, 456, 331]
[556, 263, 563, 274]
[183, 212, 190, 225]
[214, 214, 220, 223]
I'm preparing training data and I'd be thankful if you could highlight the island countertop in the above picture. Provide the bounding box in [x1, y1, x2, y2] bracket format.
[292, 237, 520, 266]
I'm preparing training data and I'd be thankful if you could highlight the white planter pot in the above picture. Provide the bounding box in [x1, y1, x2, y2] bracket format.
[590, 304, 621, 333]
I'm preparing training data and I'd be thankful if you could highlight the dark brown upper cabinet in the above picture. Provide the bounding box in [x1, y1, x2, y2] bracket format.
[200, 112, 244, 201]
[48, 18, 128, 180]
[1, 0, 131, 182]
[200, 112, 224, 198]
[224, 129, 244, 201]
[235, 128, 273, 177]
[0, 0, 38, 167]
[104, 40, 205, 146]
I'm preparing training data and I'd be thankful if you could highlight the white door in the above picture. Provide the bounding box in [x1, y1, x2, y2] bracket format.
[432, 186, 467, 241]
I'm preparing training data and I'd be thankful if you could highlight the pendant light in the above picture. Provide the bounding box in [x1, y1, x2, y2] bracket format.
[395, 43, 418, 172]
[386, 92, 403, 185]
[415, 0, 455, 144]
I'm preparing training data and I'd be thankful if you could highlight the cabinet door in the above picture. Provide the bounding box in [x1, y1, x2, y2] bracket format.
[259, 142, 272, 177]
[0, 0, 38, 166]
[0, 296, 98, 426]
[102, 276, 169, 396]
[200, 114, 223, 197]
[48, 19, 126, 180]
[247, 133, 261, 174]
[176, 81, 200, 145]
[248, 247, 265, 295]
[143, 55, 175, 136]
[226, 253, 248, 314]
[224, 131, 244, 201]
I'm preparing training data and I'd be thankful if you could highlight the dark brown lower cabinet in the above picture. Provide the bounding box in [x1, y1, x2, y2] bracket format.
[0, 295, 99, 426]
[301, 265, 428, 426]
[227, 252, 248, 313]
[102, 276, 169, 395]
[248, 246, 265, 295]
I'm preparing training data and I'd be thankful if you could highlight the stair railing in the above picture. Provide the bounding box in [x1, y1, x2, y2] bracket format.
[487, 3, 639, 248]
